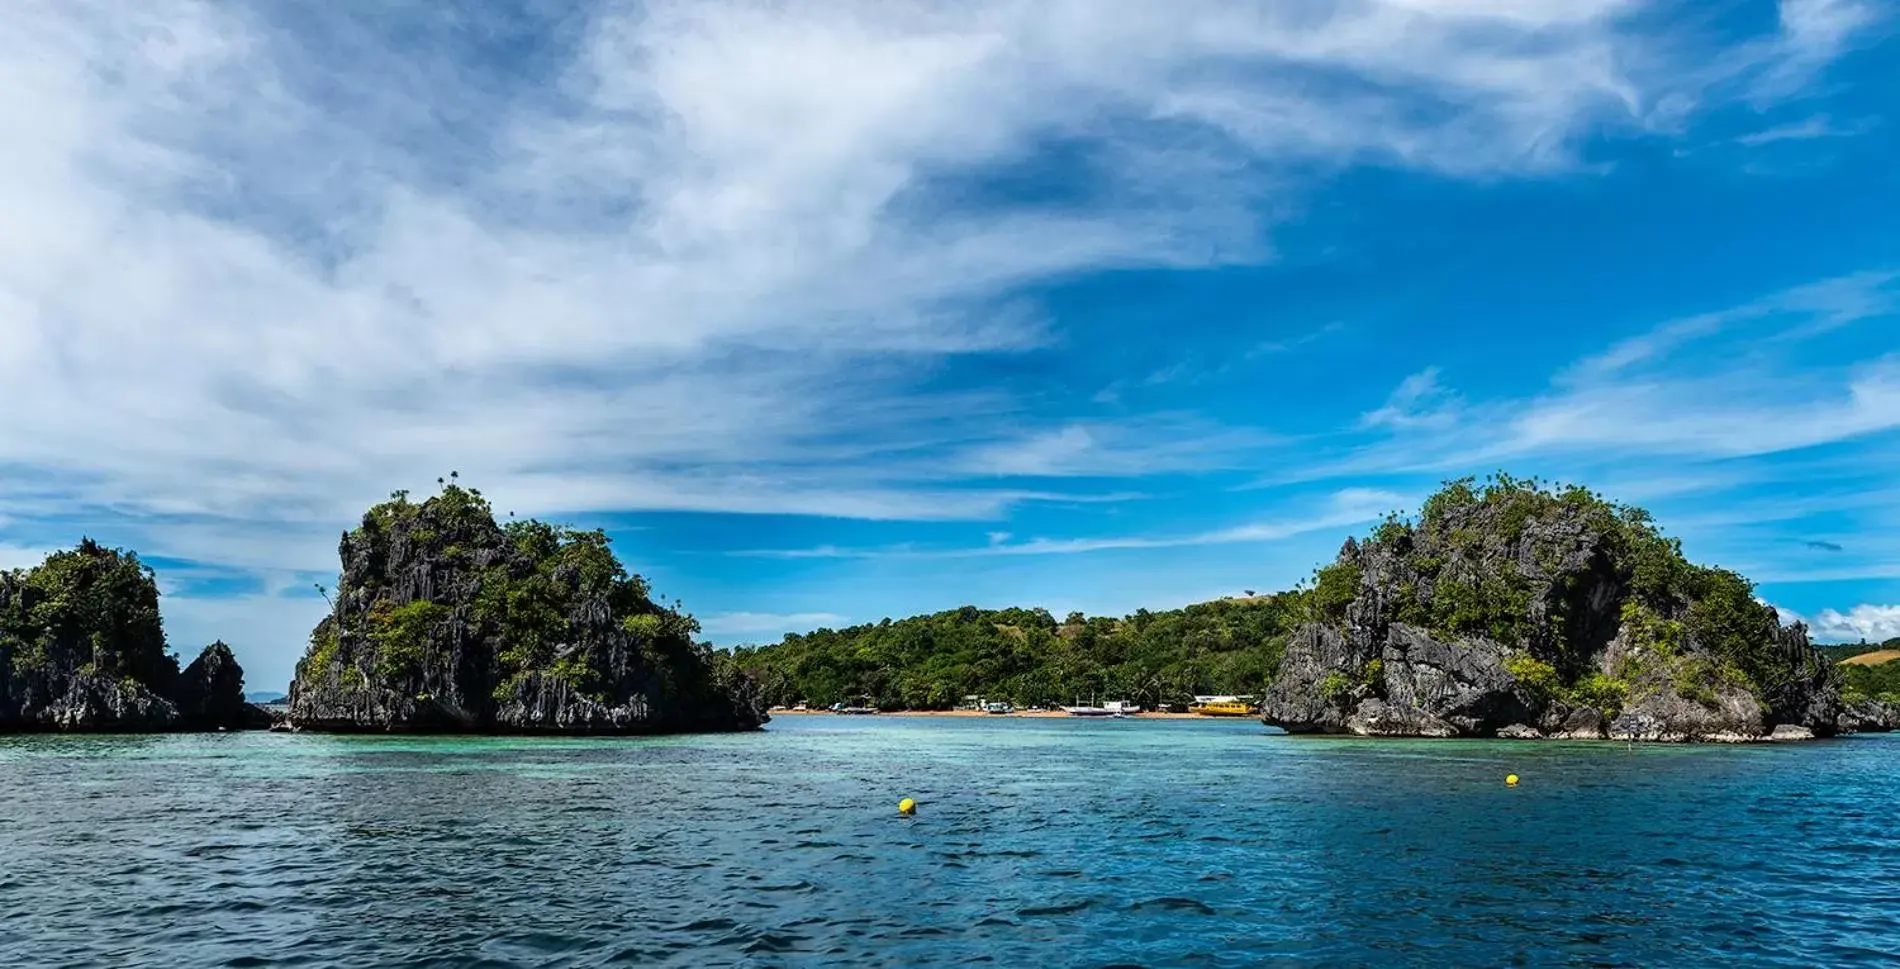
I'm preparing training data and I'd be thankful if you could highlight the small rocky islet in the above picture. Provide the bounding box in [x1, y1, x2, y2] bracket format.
[0, 540, 267, 731]
[0, 484, 768, 736]
[1257, 476, 1866, 742]
[3, 474, 1893, 740]
[285, 483, 766, 733]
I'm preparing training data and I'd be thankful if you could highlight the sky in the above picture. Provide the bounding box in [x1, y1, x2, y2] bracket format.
[2, 0, 1899, 692]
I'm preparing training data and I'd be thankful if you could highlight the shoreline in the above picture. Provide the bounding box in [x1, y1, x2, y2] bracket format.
[769, 708, 1236, 720]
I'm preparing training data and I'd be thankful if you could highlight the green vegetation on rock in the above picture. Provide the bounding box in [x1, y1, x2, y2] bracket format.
[1337, 474, 1810, 706]
[289, 481, 764, 733]
[1, 540, 261, 731]
[1258, 473, 1841, 739]
[1, 539, 172, 686]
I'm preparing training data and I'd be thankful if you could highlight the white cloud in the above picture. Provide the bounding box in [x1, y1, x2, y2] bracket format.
[1764, 0, 1883, 95]
[0, 0, 1881, 586]
[737, 487, 1404, 558]
[0, 544, 59, 571]
[1360, 367, 1460, 430]
[1291, 271, 1900, 488]
[957, 419, 1276, 478]
[1735, 113, 1875, 146]
[1808, 604, 1900, 643]
[1569, 269, 1900, 380]
[699, 611, 849, 637]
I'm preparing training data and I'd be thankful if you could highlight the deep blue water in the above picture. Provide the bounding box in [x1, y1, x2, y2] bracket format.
[2, 717, 1897, 967]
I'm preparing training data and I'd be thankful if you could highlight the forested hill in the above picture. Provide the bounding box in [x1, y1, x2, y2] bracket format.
[732, 594, 1307, 711]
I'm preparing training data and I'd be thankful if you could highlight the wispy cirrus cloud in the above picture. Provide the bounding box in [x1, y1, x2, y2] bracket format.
[1360, 367, 1461, 431]
[0, 0, 1889, 685]
[1735, 113, 1878, 146]
[956, 418, 1277, 478]
[1569, 268, 1900, 380]
[735, 487, 1404, 559]
[1286, 268, 1900, 488]
[699, 612, 850, 637]
[2, 0, 1879, 561]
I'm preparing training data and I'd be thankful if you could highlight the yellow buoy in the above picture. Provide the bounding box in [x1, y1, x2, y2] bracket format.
[898, 798, 916, 815]
[1505, 774, 1520, 787]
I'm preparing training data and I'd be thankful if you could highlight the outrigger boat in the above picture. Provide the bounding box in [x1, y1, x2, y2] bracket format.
[1190, 695, 1256, 717]
[831, 695, 879, 715]
[1064, 699, 1141, 717]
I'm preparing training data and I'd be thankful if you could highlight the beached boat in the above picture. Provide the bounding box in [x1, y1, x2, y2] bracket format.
[1064, 699, 1139, 717]
[831, 697, 878, 715]
[1194, 701, 1253, 717]
[1190, 695, 1256, 717]
[983, 702, 1013, 715]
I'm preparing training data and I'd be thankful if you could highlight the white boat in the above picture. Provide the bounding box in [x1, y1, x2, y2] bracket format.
[831, 696, 878, 715]
[1064, 697, 1142, 717]
[983, 701, 1013, 715]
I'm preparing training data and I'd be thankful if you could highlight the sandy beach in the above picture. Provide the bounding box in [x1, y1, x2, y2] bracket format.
[767, 708, 1236, 720]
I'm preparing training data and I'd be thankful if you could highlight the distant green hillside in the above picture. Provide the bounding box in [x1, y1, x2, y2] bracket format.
[732, 595, 1306, 710]
[1819, 640, 1900, 665]
[1834, 643, 1900, 704]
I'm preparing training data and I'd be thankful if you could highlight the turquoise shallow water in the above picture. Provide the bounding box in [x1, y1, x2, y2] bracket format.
[2, 717, 1898, 968]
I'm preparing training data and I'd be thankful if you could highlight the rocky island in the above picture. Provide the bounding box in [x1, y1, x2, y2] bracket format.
[286, 482, 767, 733]
[1261, 476, 1841, 742]
[0, 540, 268, 731]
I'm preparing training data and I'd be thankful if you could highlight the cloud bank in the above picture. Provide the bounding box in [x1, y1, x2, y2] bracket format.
[0, 0, 1889, 686]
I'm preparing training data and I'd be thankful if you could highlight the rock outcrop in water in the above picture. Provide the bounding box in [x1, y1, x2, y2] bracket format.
[1260, 476, 1841, 742]
[0, 541, 269, 731]
[1835, 649, 1900, 733]
[286, 482, 766, 734]
[1839, 698, 1899, 733]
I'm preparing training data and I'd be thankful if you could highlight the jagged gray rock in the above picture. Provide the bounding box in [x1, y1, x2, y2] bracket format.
[1260, 624, 1367, 733]
[1839, 698, 1899, 733]
[1259, 478, 1843, 741]
[172, 641, 273, 730]
[287, 485, 766, 734]
[1607, 684, 1767, 743]
[2, 543, 267, 732]
[1547, 706, 1608, 740]
[1379, 625, 1537, 735]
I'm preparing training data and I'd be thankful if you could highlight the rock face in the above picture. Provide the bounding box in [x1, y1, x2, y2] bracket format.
[1839, 698, 1899, 733]
[172, 641, 273, 730]
[287, 484, 767, 734]
[1260, 477, 1842, 741]
[0, 541, 269, 731]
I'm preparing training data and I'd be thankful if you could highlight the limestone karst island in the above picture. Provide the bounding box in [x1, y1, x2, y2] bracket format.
[6, 476, 1893, 741]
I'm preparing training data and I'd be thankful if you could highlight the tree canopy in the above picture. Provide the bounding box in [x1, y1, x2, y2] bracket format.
[734, 595, 1306, 710]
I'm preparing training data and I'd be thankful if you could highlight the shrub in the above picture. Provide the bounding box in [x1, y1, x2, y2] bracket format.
[1311, 563, 1361, 622]
[1320, 670, 1353, 702]
[1568, 673, 1630, 716]
[1505, 654, 1561, 702]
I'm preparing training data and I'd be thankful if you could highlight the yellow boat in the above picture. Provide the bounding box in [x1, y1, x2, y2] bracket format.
[1194, 701, 1254, 717]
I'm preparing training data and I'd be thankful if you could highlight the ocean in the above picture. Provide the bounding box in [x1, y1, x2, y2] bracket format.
[3, 716, 1896, 967]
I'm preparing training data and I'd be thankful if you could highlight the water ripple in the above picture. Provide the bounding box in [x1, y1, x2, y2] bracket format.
[2, 722, 1898, 966]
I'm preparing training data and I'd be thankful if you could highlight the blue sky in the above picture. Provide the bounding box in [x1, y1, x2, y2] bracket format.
[2, 0, 1898, 691]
